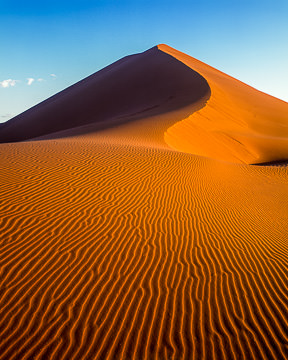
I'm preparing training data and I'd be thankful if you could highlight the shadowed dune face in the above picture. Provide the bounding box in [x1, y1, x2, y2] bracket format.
[0, 47, 210, 143]
[0, 45, 288, 360]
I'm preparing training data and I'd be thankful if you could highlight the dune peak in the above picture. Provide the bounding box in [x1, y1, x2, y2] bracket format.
[0, 46, 210, 143]
[1, 45, 288, 165]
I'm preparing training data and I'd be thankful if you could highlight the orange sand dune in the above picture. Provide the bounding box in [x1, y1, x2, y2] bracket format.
[0, 45, 288, 360]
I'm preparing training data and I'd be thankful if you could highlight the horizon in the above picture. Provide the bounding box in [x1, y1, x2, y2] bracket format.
[1, 0, 288, 123]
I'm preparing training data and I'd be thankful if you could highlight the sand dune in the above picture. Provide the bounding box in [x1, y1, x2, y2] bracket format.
[0, 45, 288, 360]
[0, 46, 210, 143]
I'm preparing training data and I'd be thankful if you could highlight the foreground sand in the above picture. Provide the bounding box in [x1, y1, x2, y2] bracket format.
[0, 45, 288, 359]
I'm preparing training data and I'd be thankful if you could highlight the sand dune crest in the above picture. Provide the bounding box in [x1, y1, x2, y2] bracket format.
[160, 44, 288, 164]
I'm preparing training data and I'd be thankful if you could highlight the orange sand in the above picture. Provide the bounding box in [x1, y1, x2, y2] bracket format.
[0, 45, 288, 360]
[161, 44, 288, 164]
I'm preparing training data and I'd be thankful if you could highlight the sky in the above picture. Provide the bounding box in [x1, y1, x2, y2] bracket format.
[1, 0, 288, 122]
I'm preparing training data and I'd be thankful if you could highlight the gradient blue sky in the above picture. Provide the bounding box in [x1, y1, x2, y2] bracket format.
[1, 0, 287, 122]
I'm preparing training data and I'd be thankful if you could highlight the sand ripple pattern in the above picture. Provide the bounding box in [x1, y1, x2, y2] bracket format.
[0, 138, 288, 360]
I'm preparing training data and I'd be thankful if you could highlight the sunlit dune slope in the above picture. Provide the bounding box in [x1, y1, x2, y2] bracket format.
[0, 46, 210, 143]
[160, 44, 288, 164]
[0, 45, 288, 360]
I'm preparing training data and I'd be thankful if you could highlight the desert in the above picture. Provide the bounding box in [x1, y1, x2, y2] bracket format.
[0, 45, 287, 360]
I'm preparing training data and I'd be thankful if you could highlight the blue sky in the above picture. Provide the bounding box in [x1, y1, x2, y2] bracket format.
[1, 0, 287, 122]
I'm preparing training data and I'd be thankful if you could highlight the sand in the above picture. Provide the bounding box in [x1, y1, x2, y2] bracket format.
[0, 45, 287, 360]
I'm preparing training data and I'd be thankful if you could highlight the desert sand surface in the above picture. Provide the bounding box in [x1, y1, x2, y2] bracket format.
[0, 45, 288, 360]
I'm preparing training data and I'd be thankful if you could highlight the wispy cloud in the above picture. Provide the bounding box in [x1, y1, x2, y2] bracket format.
[1, 74, 56, 88]
[1, 114, 11, 118]
[0, 79, 18, 88]
[0, 113, 14, 121]
[27, 78, 35, 86]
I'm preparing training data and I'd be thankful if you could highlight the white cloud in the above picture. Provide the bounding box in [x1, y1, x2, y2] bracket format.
[1, 113, 14, 120]
[27, 78, 35, 86]
[1, 75, 55, 88]
[0, 79, 18, 88]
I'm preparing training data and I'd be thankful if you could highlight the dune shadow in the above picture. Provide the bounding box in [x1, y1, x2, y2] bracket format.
[0, 46, 210, 143]
[253, 159, 288, 167]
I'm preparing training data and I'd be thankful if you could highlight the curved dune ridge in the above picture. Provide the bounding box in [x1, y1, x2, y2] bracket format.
[0, 46, 210, 143]
[160, 44, 288, 164]
[0, 45, 288, 360]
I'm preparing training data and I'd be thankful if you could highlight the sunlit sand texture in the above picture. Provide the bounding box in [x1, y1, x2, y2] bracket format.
[0, 45, 287, 360]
